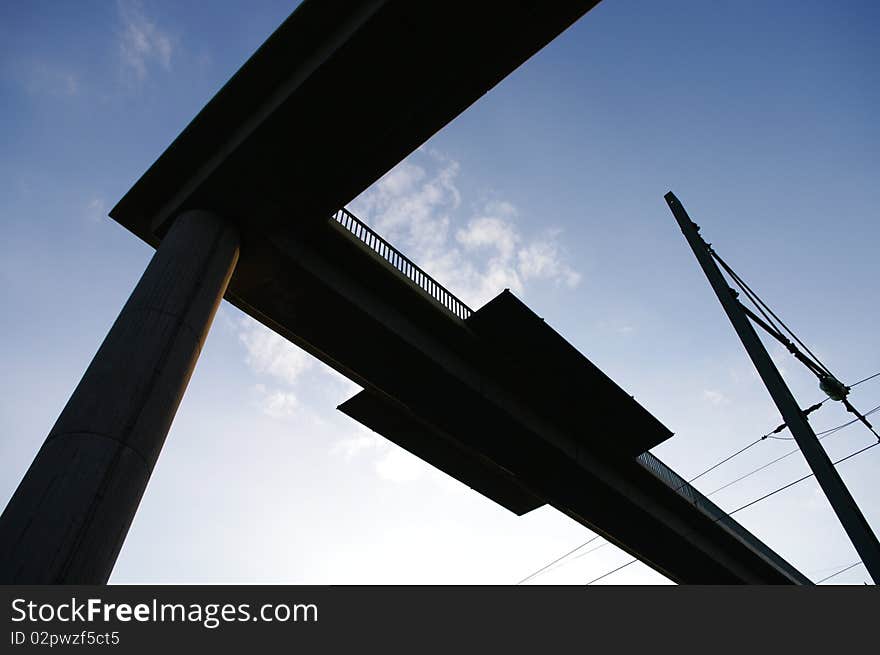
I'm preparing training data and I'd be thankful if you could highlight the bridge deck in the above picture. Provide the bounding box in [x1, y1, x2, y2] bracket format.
[232, 206, 810, 584]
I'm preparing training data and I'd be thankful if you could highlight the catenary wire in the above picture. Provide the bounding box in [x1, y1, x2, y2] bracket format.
[514, 374, 880, 584]
[685, 372, 878, 484]
[815, 561, 863, 584]
[710, 249, 834, 377]
[725, 441, 879, 517]
[585, 559, 638, 585]
[711, 248, 880, 439]
[521, 441, 876, 586]
[515, 534, 602, 585]
[706, 403, 880, 497]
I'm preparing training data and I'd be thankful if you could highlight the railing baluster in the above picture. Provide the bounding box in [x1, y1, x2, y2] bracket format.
[333, 207, 472, 320]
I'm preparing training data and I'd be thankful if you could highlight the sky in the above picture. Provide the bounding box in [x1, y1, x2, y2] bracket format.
[1, 0, 878, 585]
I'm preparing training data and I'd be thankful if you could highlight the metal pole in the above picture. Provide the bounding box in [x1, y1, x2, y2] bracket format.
[665, 191, 880, 584]
[0, 210, 239, 583]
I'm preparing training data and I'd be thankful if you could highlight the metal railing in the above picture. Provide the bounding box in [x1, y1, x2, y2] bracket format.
[636, 450, 811, 583]
[331, 207, 474, 320]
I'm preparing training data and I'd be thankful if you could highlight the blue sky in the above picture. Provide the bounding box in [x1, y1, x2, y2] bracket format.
[1, 0, 878, 584]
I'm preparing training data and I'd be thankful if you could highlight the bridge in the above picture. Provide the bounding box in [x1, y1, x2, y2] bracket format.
[0, 0, 809, 584]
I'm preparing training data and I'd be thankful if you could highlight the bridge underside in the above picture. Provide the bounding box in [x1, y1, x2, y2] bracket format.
[99, 0, 810, 583]
[222, 215, 808, 584]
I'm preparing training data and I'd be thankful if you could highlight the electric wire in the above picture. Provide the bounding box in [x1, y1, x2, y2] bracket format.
[851, 371, 880, 387]
[585, 559, 638, 585]
[683, 370, 880, 488]
[761, 403, 880, 441]
[815, 561, 863, 584]
[711, 249, 834, 377]
[514, 372, 880, 585]
[686, 437, 763, 485]
[566, 246, 877, 586]
[528, 540, 613, 581]
[515, 534, 602, 585]
[570, 540, 611, 562]
[725, 441, 879, 517]
[711, 248, 880, 440]
[538, 540, 612, 578]
[519, 439, 877, 586]
[706, 403, 880, 497]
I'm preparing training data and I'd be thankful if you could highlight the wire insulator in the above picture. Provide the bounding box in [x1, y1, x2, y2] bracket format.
[820, 375, 850, 402]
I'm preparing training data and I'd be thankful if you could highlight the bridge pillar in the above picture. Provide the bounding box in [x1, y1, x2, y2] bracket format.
[0, 210, 239, 583]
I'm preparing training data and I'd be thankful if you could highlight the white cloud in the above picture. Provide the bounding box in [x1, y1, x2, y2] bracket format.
[85, 198, 107, 223]
[517, 239, 581, 288]
[331, 429, 383, 460]
[118, 0, 173, 81]
[331, 429, 432, 483]
[238, 318, 312, 386]
[18, 60, 79, 97]
[239, 149, 583, 478]
[375, 160, 426, 198]
[235, 316, 361, 421]
[769, 345, 790, 380]
[597, 320, 637, 336]
[702, 389, 730, 406]
[351, 149, 581, 308]
[374, 447, 427, 483]
[457, 216, 519, 260]
[252, 384, 298, 419]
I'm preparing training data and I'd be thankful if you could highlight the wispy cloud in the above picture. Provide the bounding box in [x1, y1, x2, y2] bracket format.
[331, 429, 383, 460]
[12, 59, 80, 97]
[236, 315, 360, 422]
[117, 0, 173, 81]
[252, 384, 298, 419]
[374, 447, 429, 483]
[518, 238, 581, 289]
[352, 149, 581, 307]
[597, 319, 637, 337]
[701, 389, 730, 406]
[237, 150, 582, 471]
[238, 318, 312, 387]
[85, 198, 108, 223]
[331, 427, 435, 484]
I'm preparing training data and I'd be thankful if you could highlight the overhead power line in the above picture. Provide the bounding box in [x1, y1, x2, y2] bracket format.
[668, 193, 880, 583]
[516, 409, 879, 585]
[581, 440, 878, 586]
[585, 559, 637, 585]
[711, 249, 834, 379]
[513, 371, 880, 586]
[682, 369, 880, 490]
[569, 540, 611, 562]
[726, 440, 879, 517]
[516, 534, 602, 585]
[712, 247, 880, 444]
[687, 437, 764, 485]
[706, 403, 880, 497]
[851, 371, 880, 388]
[816, 561, 864, 584]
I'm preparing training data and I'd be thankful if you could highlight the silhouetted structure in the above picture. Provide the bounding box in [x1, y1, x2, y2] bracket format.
[667, 192, 880, 583]
[0, 0, 809, 584]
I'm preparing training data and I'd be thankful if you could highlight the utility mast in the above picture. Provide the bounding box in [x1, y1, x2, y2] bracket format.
[665, 191, 880, 584]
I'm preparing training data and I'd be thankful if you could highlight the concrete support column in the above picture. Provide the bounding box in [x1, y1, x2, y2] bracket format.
[0, 210, 239, 583]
